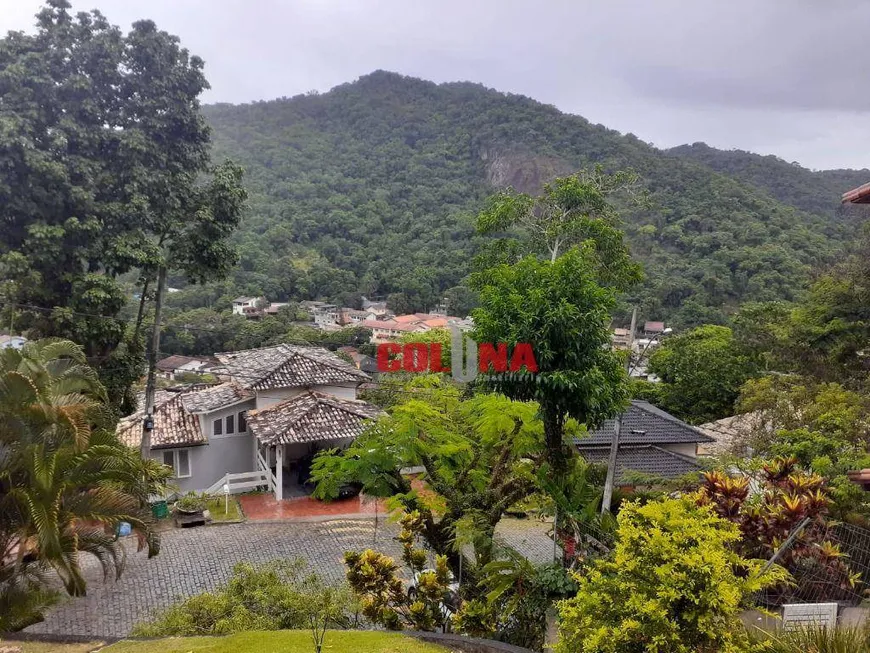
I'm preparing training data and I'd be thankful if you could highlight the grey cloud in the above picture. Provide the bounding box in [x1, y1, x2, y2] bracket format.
[1, 0, 869, 169]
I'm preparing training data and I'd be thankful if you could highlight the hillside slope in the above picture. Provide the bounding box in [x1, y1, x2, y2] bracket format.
[667, 142, 870, 220]
[201, 71, 863, 326]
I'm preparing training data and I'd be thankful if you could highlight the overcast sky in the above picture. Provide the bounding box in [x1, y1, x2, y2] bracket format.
[3, 0, 870, 170]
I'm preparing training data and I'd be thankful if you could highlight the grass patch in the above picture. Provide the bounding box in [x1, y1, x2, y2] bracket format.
[103, 630, 448, 653]
[205, 495, 242, 522]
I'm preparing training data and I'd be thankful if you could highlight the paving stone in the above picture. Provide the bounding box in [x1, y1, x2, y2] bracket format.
[26, 517, 557, 638]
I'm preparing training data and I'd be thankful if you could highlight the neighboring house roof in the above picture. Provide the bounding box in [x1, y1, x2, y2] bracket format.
[579, 445, 703, 482]
[117, 389, 205, 450]
[156, 355, 208, 372]
[362, 319, 424, 332]
[644, 321, 665, 333]
[232, 296, 256, 303]
[181, 382, 255, 414]
[613, 328, 630, 337]
[843, 182, 870, 204]
[575, 401, 715, 447]
[246, 391, 383, 446]
[394, 314, 423, 323]
[697, 412, 763, 456]
[215, 344, 370, 390]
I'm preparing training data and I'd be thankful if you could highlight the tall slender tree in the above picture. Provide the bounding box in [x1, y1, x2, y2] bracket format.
[0, 1, 246, 410]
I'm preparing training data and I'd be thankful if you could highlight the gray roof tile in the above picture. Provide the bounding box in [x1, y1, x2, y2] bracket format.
[578, 445, 702, 482]
[247, 391, 383, 446]
[575, 400, 714, 446]
[180, 382, 254, 414]
[215, 344, 370, 390]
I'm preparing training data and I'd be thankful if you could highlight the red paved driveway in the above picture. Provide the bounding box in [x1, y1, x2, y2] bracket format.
[239, 492, 386, 521]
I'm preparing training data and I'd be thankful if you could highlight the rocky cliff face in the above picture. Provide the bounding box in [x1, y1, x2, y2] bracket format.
[478, 145, 572, 194]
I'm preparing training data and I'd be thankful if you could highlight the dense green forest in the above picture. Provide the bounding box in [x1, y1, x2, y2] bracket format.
[667, 142, 870, 221]
[169, 71, 866, 327]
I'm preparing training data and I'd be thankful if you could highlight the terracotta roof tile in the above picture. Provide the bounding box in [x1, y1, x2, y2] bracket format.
[117, 389, 205, 450]
[246, 391, 383, 446]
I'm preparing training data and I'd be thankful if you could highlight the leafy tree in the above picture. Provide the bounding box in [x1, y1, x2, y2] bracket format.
[477, 166, 642, 281]
[556, 497, 786, 653]
[343, 513, 455, 633]
[648, 325, 758, 423]
[735, 375, 870, 523]
[313, 377, 543, 578]
[471, 247, 629, 470]
[0, 1, 245, 408]
[456, 550, 577, 650]
[442, 285, 478, 317]
[0, 339, 171, 629]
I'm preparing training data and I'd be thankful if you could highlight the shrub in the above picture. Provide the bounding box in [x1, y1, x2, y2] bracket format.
[556, 497, 788, 653]
[132, 560, 356, 636]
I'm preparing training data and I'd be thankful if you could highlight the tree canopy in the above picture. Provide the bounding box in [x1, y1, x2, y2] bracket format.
[0, 1, 245, 408]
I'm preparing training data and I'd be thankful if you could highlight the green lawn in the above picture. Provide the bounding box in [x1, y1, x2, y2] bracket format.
[205, 495, 242, 522]
[101, 631, 448, 653]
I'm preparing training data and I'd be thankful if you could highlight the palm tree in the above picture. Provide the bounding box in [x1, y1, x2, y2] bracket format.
[0, 338, 170, 629]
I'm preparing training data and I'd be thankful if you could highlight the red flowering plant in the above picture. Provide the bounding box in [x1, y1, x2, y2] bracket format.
[697, 457, 861, 604]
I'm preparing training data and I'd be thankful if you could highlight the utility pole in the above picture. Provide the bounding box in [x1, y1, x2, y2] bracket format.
[141, 265, 167, 460]
[602, 306, 636, 514]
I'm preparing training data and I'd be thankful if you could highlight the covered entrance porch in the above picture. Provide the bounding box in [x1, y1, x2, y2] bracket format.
[245, 391, 384, 502]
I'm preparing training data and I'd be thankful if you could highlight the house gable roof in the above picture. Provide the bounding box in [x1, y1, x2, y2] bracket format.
[215, 344, 370, 390]
[181, 382, 255, 414]
[578, 445, 703, 482]
[156, 355, 208, 372]
[575, 400, 714, 447]
[246, 391, 383, 446]
[117, 389, 205, 450]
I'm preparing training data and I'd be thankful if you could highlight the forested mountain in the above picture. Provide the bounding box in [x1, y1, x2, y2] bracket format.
[667, 142, 870, 220]
[196, 71, 866, 326]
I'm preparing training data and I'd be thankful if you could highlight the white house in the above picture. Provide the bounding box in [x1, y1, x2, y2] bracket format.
[0, 335, 27, 350]
[156, 355, 215, 380]
[231, 296, 266, 316]
[117, 344, 378, 500]
[312, 304, 339, 328]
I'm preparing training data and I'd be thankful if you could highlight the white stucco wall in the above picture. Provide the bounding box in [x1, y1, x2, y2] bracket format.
[661, 442, 698, 458]
[152, 435, 256, 494]
[254, 383, 357, 410]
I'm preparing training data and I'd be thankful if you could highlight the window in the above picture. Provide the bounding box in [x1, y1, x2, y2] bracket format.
[226, 414, 235, 434]
[160, 449, 191, 478]
[213, 418, 223, 436]
[238, 410, 247, 433]
[176, 450, 191, 478]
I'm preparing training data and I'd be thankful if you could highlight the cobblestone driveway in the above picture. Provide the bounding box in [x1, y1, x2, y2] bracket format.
[26, 517, 556, 638]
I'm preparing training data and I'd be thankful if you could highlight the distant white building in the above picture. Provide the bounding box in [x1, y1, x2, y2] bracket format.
[0, 335, 27, 350]
[231, 296, 266, 316]
[312, 304, 339, 328]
